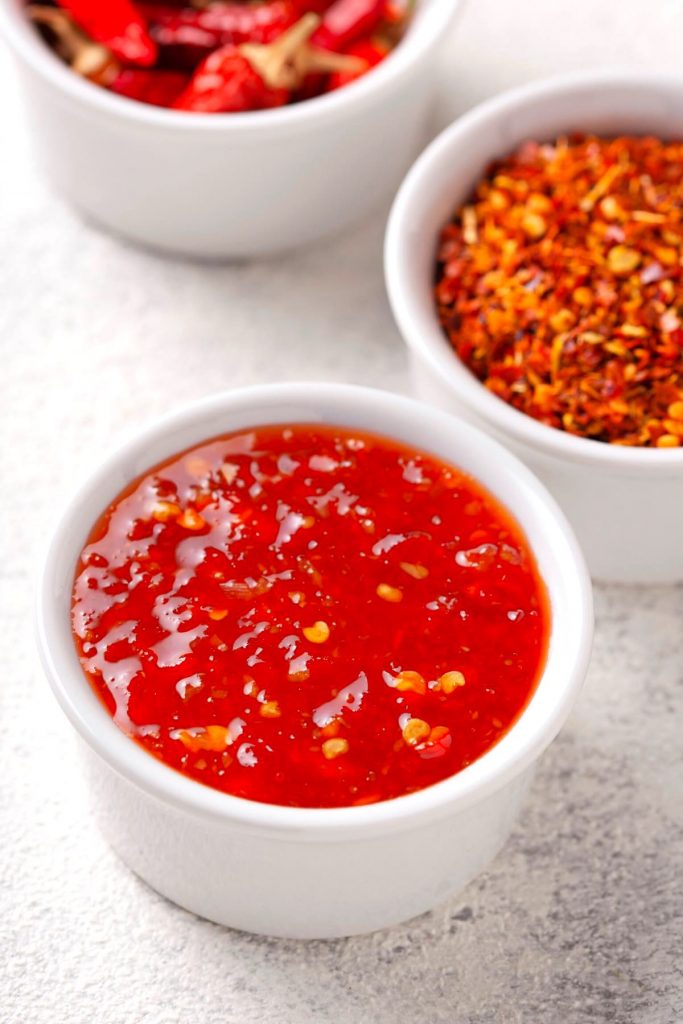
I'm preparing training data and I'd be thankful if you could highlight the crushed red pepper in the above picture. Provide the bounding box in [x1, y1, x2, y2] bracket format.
[71, 424, 548, 808]
[435, 135, 683, 447]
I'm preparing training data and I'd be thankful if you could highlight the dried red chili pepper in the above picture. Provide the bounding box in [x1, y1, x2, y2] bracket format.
[292, 0, 336, 12]
[174, 13, 362, 112]
[311, 0, 385, 51]
[327, 35, 388, 90]
[28, 5, 119, 84]
[242, 13, 363, 92]
[434, 134, 683, 448]
[54, 0, 157, 66]
[26, 0, 409, 109]
[172, 44, 289, 111]
[110, 68, 189, 106]
[382, 0, 407, 23]
[139, 2, 299, 69]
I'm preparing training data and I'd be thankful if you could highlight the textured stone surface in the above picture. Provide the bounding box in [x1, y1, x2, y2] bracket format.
[1, 2, 682, 1021]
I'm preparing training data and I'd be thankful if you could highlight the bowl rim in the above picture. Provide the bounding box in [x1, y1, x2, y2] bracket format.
[36, 382, 593, 840]
[0, 0, 459, 135]
[385, 68, 683, 472]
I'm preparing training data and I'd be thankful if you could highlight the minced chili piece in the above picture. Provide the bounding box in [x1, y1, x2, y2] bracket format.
[71, 424, 548, 808]
[435, 135, 683, 447]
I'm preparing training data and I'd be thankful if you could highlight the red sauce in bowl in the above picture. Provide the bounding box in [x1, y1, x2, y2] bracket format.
[71, 424, 549, 808]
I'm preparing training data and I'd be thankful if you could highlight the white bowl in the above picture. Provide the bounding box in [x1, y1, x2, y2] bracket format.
[0, 0, 459, 258]
[36, 382, 592, 938]
[385, 71, 683, 583]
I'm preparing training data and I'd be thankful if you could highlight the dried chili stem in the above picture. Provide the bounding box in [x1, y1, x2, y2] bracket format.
[28, 5, 119, 83]
[241, 13, 363, 89]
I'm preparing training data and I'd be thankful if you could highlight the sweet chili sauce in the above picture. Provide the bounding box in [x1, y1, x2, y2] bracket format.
[71, 424, 549, 808]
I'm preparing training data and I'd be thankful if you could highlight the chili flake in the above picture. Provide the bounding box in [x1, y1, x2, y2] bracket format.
[434, 135, 683, 446]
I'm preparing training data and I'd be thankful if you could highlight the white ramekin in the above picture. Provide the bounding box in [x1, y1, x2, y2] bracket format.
[36, 382, 592, 938]
[385, 71, 683, 583]
[0, 0, 459, 258]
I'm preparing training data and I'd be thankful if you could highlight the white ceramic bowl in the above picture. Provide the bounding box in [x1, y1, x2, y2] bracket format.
[37, 382, 592, 938]
[385, 71, 683, 583]
[0, 0, 459, 258]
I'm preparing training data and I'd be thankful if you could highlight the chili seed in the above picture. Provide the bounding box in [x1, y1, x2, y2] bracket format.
[439, 671, 466, 694]
[177, 508, 206, 530]
[151, 500, 181, 522]
[394, 670, 427, 694]
[322, 738, 349, 759]
[549, 309, 574, 333]
[521, 212, 546, 240]
[489, 189, 509, 211]
[402, 718, 431, 746]
[177, 725, 230, 752]
[573, 286, 592, 306]
[607, 245, 641, 275]
[377, 583, 403, 603]
[528, 193, 553, 214]
[599, 195, 622, 220]
[400, 561, 429, 579]
[303, 620, 330, 643]
[260, 701, 281, 719]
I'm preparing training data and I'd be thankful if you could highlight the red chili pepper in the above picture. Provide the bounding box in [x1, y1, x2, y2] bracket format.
[382, 0, 406, 23]
[173, 1, 298, 44]
[311, 0, 385, 51]
[173, 14, 355, 113]
[138, 6, 217, 69]
[173, 45, 289, 112]
[31, 0, 384, 110]
[110, 69, 188, 106]
[292, 70, 325, 102]
[139, 2, 299, 69]
[326, 36, 388, 89]
[26, 5, 120, 84]
[55, 0, 157, 66]
[291, 0, 335, 11]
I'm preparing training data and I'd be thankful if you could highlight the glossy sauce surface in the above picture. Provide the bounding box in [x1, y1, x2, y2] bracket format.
[72, 424, 549, 807]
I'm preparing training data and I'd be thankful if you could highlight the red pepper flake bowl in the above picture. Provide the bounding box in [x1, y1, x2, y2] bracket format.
[37, 382, 591, 938]
[386, 71, 683, 583]
[0, 0, 460, 258]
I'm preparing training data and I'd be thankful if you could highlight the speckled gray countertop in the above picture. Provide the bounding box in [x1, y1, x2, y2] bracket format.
[1, 1, 682, 1021]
